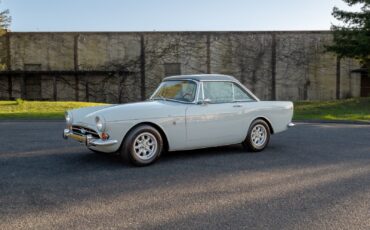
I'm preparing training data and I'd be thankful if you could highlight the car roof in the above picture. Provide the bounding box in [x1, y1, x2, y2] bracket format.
[163, 74, 238, 82]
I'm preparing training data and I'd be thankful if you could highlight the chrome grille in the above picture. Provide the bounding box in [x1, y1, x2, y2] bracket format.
[72, 125, 99, 138]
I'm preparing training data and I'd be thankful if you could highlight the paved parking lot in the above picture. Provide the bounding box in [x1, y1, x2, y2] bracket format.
[0, 121, 369, 229]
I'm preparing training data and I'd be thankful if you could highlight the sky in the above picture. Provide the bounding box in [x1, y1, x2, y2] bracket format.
[1, 0, 361, 32]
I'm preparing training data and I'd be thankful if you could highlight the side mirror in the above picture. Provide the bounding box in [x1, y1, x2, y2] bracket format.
[203, 98, 211, 104]
[198, 98, 211, 105]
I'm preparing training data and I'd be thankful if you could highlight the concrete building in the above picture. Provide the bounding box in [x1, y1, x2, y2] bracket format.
[0, 31, 367, 103]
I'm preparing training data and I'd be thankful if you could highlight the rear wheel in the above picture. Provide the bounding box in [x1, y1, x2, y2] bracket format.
[242, 119, 270, 152]
[120, 125, 163, 166]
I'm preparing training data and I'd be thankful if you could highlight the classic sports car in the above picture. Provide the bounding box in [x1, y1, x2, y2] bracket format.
[63, 74, 294, 166]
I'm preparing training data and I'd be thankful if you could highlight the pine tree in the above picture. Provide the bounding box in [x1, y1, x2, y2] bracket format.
[327, 0, 370, 70]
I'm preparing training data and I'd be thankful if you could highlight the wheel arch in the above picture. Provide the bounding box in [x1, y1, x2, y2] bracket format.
[122, 121, 169, 152]
[251, 116, 274, 134]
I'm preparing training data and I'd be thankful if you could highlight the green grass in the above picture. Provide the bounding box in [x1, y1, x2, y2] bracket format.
[0, 98, 369, 122]
[294, 97, 370, 122]
[0, 100, 106, 119]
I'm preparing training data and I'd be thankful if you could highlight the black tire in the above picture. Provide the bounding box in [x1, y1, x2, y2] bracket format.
[120, 125, 163, 166]
[242, 119, 271, 152]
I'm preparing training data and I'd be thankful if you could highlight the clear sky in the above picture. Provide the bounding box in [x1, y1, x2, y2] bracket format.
[1, 0, 360, 32]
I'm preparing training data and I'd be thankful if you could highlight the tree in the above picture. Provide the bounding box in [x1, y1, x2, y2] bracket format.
[0, 1, 11, 33]
[0, 1, 10, 71]
[327, 0, 370, 70]
[0, 9, 10, 29]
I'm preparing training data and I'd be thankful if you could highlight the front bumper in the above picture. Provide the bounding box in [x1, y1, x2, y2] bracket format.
[63, 129, 118, 147]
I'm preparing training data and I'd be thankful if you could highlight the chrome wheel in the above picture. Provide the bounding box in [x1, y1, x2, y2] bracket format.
[132, 132, 158, 160]
[251, 124, 267, 147]
[242, 119, 270, 152]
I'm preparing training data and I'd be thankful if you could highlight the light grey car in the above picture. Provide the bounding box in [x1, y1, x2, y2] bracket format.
[63, 74, 294, 166]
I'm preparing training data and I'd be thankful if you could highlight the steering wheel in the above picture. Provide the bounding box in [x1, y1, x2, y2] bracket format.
[182, 93, 193, 101]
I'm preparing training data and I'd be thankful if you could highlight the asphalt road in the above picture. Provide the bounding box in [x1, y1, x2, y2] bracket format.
[0, 121, 369, 230]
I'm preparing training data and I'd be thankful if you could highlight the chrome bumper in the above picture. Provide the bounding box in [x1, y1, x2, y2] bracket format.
[63, 129, 118, 147]
[287, 122, 295, 128]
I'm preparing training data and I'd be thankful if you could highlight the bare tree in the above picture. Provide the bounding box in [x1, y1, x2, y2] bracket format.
[0, 1, 10, 71]
[0, 1, 11, 33]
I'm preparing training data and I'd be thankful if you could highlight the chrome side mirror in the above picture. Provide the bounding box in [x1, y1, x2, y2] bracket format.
[198, 98, 211, 105]
[203, 98, 211, 104]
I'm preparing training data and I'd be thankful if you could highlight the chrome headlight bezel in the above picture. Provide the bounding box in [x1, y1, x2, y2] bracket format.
[65, 111, 73, 125]
[95, 115, 106, 132]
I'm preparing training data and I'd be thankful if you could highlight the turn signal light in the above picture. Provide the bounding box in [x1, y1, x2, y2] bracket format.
[101, 132, 109, 140]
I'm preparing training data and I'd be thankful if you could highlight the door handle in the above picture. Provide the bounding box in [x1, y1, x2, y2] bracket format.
[233, 104, 242, 108]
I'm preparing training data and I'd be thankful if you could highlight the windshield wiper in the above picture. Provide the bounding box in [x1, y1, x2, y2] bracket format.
[151, 96, 167, 101]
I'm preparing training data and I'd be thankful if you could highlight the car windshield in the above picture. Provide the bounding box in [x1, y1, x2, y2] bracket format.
[151, 80, 197, 102]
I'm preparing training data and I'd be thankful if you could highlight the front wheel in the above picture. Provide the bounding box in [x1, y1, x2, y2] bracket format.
[242, 119, 271, 152]
[120, 125, 163, 166]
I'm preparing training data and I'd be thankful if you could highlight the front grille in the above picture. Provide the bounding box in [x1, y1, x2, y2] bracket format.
[72, 125, 100, 138]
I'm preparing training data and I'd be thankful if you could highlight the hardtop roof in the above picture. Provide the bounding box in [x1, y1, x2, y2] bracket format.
[163, 74, 238, 82]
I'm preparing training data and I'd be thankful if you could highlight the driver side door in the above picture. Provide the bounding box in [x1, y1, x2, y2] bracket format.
[185, 81, 247, 149]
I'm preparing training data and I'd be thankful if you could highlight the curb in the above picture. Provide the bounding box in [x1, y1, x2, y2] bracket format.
[293, 120, 370, 125]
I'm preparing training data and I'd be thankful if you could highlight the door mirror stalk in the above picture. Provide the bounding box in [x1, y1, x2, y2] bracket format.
[199, 98, 211, 105]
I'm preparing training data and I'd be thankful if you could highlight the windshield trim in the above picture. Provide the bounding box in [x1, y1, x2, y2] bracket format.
[149, 79, 200, 104]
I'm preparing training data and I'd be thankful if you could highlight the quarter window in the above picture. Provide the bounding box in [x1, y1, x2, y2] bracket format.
[233, 83, 253, 101]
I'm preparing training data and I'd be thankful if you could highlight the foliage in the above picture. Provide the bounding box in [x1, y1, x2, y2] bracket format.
[294, 97, 370, 122]
[0, 100, 106, 119]
[15, 98, 24, 105]
[0, 98, 369, 121]
[0, 0, 10, 70]
[327, 0, 370, 69]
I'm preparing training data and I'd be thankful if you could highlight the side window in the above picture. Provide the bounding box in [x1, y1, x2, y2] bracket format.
[203, 81, 233, 103]
[233, 83, 253, 101]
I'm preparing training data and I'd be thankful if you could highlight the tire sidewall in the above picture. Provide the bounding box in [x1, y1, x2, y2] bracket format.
[121, 125, 163, 166]
[244, 119, 270, 152]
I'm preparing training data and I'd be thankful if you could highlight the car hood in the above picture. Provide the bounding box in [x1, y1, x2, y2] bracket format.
[70, 100, 186, 125]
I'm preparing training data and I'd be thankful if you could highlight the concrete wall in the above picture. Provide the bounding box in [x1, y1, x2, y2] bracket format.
[0, 31, 362, 102]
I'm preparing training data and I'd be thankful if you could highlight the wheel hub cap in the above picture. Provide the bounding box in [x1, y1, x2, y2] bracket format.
[251, 124, 267, 147]
[133, 132, 157, 160]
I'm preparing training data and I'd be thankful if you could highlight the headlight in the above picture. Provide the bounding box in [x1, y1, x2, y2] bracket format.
[95, 115, 106, 132]
[65, 111, 73, 125]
